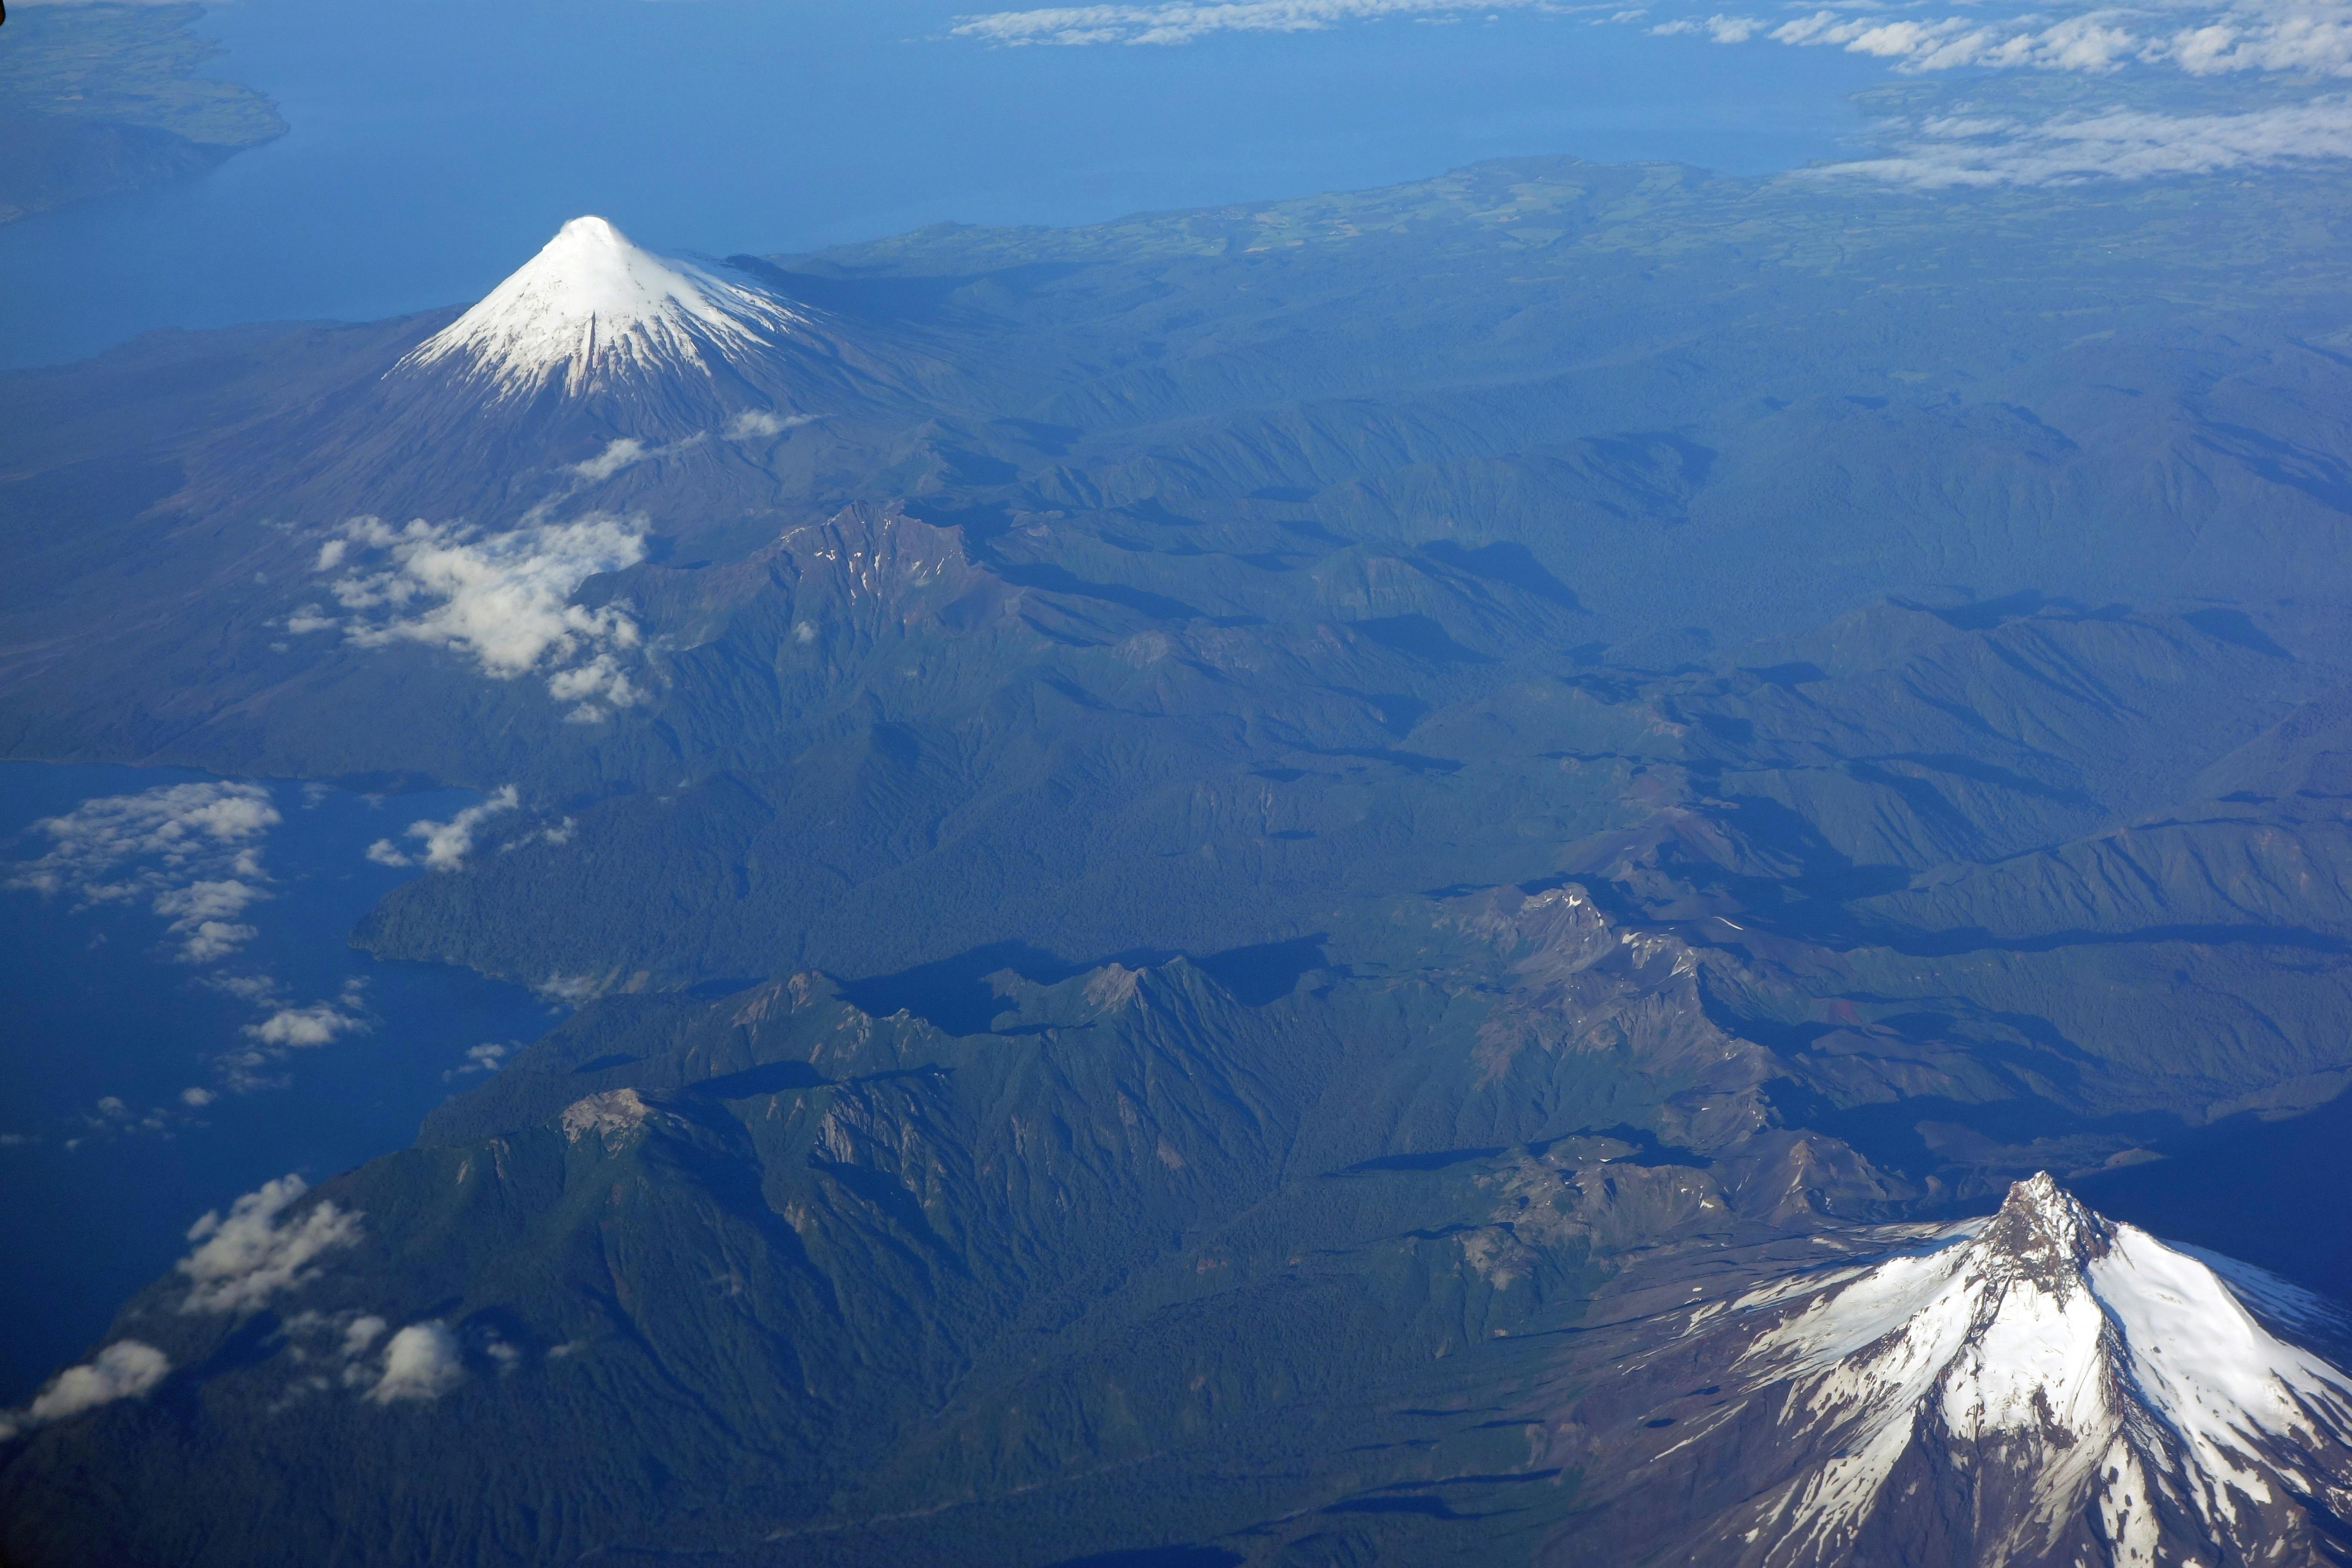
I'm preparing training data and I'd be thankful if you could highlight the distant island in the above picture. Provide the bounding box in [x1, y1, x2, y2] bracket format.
[0, 2, 283, 225]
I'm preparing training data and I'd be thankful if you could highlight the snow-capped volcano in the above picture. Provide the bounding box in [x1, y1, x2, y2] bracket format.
[1727, 1174, 2352, 1563]
[395, 216, 807, 399]
[1550, 1175, 2352, 1567]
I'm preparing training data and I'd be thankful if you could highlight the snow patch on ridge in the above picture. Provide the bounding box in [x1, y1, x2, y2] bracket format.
[397, 216, 804, 399]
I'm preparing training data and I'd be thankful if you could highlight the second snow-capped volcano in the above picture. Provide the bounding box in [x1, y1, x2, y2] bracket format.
[1544, 1174, 2352, 1567]
[396, 216, 807, 398]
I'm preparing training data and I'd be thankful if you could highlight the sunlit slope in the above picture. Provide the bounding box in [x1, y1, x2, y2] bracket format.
[13, 894, 2352, 1563]
[4, 160, 2350, 793]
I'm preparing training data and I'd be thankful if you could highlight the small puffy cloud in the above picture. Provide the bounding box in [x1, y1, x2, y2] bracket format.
[152, 878, 268, 963]
[560, 431, 705, 488]
[1817, 95, 2352, 184]
[368, 1322, 466, 1403]
[181, 1087, 216, 1108]
[202, 973, 282, 1001]
[370, 787, 519, 872]
[216, 981, 370, 1090]
[726, 409, 818, 439]
[9, 783, 278, 895]
[311, 515, 649, 717]
[0, 1341, 172, 1437]
[177, 1174, 364, 1314]
[174, 919, 258, 963]
[6, 782, 280, 964]
[572, 438, 648, 482]
[548, 655, 641, 723]
[533, 973, 601, 1004]
[343, 1315, 388, 1357]
[244, 1001, 365, 1048]
[450, 1043, 509, 1078]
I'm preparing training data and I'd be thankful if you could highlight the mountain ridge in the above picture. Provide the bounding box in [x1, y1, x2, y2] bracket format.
[10, 153, 2352, 1565]
[1537, 1173, 2352, 1567]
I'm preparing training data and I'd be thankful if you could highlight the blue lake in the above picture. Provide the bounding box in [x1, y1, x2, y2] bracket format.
[0, 0, 1896, 368]
[0, 762, 557, 1404]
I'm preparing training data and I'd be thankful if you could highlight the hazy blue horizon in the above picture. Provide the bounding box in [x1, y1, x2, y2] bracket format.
[0, 0, 1895, 368]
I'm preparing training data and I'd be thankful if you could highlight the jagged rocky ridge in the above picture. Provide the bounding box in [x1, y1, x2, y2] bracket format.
[13, 854, 2352, 1566]
[8, 156, 2352, 1566]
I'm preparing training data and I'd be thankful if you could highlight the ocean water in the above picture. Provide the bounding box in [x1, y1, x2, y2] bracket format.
[0, 0, 1896, 368]
[0, 762, 556, 1404]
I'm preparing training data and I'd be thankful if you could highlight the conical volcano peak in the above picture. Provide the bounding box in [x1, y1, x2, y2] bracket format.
[1975, 1170, 2112, 1285]
[395, 214, 804, 399]
[1673, 1180, 2352, 1565]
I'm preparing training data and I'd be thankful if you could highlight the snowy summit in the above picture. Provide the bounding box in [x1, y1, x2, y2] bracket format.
[395, 216, 804, 398]
[1702, 1173, 2352, 1565]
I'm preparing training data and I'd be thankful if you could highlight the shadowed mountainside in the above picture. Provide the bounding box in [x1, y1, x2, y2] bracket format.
[9, 155, 2352, 1565]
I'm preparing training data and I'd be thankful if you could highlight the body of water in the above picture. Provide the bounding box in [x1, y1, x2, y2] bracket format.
[0, 0, 1895, 368]
[0, 762, 557, 1404]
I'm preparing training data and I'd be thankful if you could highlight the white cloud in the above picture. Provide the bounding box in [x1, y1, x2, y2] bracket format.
[2153, 4, 2352, 74]
[533, 973, 601, 1004]
[0, 1341, 172, 1438]
[213, 980, 369, 1090]
[972, 0, 2308, 81]
[367, 786, 520, 871]
[343, 1315, 388, 1357]
[448, 1043, 510, 1079]
[572, 438, 649, 481]
[726, 409, 819, 439]
[1638, 0, 2352, 76]
[151, 879, 268, 963]
[28, 1341, 171, 1420]
[368, 1322, 466, 1403]
[244, 1001, 365, 1048]
[177, 1174, 364, 1314]
[176, 919, 260, 964]
[202, 973, 282, 1001]
[1817, 94, 2352, 184]
[951, 0, 1557, 45]
[181, 1086, 216, 1108]
[1757, 6, 2143, 71]
[312, 515, 649, 718]
[958, 0, 2352, 80]
[1650, 12, 1758, 41]
[6, 782, 280, 963]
